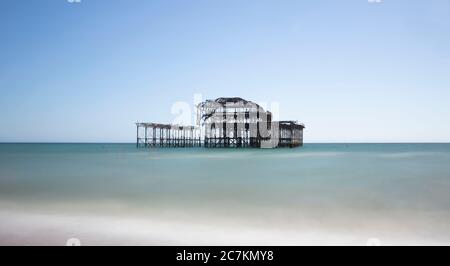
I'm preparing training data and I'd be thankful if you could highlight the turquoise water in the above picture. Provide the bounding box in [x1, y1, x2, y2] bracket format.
[1, 143, 450, 245]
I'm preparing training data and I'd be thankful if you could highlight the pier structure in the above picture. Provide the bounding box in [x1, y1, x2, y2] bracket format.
[136, 123, 201, 148]
[278, 121, 304, 147]
[198, 97, 304, 148]
[136, 97, 304, 149]
[198, 97, 272, 148]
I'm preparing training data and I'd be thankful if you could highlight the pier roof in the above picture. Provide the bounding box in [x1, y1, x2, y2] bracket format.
[278, 121, 305, 129]
[136, 123, 197, 130]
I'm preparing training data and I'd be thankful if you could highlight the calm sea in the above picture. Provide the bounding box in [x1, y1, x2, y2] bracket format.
[1, 143, 450, 245]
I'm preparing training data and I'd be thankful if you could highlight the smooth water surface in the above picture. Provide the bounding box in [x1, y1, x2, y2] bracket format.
[1, 143, 450, 245]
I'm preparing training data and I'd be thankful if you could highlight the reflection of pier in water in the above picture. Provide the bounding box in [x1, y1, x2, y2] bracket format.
[136, 97, 305, 149]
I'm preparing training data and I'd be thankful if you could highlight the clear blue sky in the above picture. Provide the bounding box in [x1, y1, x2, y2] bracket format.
[1, 0, 449, 142]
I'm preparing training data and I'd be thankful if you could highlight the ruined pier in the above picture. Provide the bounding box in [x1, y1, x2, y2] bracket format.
[136, 97, 305, 149]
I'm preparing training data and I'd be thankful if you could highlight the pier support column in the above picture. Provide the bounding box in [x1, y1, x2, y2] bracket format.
[144, 126, 148, 148]
[136, 124, 139, 148]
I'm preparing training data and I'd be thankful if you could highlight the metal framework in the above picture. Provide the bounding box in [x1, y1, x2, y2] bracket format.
[136, 97, 305, 149]
[136, 123, 201, 148]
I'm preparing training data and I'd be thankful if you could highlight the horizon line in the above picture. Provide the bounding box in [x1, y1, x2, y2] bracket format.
[1, 142, 450, 144]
